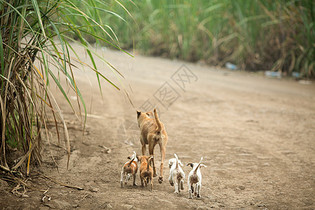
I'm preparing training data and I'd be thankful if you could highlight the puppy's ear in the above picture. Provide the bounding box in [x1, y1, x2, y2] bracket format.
[200, 164, 207, 168]
[136, 110, 141, 118]
[187, 163, 193, 168]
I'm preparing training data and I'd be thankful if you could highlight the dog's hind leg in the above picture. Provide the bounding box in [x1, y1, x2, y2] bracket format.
[188, 180, 193, 199]
[196, 183, 201, 198]
[168, 173, 174, 186]
[141, 137, 146, 155]
[149, 143, 157, 177]
[150, 177, 153, 191]
[133, 173, 137, 186]
[158, 143, 165, 183]
[180, 179, 184, 190]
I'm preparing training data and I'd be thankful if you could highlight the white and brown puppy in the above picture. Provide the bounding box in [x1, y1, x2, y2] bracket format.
[187, 157, 207, 199]
[120, 151, 138, 187]
[168, 154, 185, 194]
[137, 109, 168, 184]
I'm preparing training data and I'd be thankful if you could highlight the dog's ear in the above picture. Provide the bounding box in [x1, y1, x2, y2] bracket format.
[136, 110, 141, 118]
[200, 164, 207, 168]
[187, 163, 193, 168]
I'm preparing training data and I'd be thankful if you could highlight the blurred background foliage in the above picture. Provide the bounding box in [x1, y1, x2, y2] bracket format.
[80, 0, 314, 77]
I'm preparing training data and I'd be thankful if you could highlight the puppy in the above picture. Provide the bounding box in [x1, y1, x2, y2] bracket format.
[168, 154, 185, 194]
[120, 151, 138, 187]
[137, 109, 168, 184]
[138, 155, 154, 191]
[187, 157, 207, 199]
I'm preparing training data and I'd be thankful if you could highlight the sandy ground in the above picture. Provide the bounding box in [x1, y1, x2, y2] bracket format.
[1, 44, 315, 209]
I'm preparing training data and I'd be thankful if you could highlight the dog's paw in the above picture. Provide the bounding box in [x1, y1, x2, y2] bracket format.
[133, 183, 137, 186]
[158, 176, 163, 184]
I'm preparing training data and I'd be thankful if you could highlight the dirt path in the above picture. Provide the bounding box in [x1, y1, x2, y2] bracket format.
[1, 44, 315, 209]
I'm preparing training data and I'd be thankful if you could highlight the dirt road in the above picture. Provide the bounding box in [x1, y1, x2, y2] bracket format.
[1, 44, 315, 209]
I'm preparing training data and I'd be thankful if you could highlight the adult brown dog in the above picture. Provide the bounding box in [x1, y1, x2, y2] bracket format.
[137, 108, 168, 184]
[138, 155, 154, 191]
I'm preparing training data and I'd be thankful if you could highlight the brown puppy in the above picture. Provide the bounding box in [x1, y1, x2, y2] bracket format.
[137, 109, 168, 184]
[138, 155, 154, 191]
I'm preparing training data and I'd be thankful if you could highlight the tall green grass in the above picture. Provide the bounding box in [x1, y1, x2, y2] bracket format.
[99, 0, 315, 77]
[0, 0, 126, 175]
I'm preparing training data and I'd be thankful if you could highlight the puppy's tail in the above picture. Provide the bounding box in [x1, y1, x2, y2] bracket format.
[127, 151, 137, 167]
[154, 109, 162, 134]
[193, 157, 203, 175]
[127, 157, 135, 167]
[174, 153, 179, 169]
[147, 156, 153, 171]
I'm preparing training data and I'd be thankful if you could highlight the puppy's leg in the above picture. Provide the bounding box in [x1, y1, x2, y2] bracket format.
[196, 183, 201, 198]
[125, 173, 129, 185]
[141, 176, 144, 187]
[150, 176, 153, 191]
[133, 173, 137, 186]
[168, 172, 174, 186]
[158, 143, 165, 183]
[174, 179, 179, 194]
[180, 179, 184, 190]
[188, 180, 193, 199]
[120, 170, 124, 188]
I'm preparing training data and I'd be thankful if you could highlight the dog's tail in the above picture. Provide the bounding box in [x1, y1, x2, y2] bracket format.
[193, 157, 203, 175]
[127, 151, 137, 167]
[174, 153, 179, 169]
[127, 157, 135, 167]
[154, 109, 162, 134]
[147, 156, 153, 171]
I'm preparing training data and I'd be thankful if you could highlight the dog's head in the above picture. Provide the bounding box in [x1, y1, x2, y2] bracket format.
[136, 110, 153, 125]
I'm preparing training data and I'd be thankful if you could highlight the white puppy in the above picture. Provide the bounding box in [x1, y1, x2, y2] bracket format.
[187, 157, 207, 199]
[168, 154, 185, 194]
[120, 151, 138, 187]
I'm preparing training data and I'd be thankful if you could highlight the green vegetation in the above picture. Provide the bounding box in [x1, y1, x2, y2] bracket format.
[0, 0, 125, 174]
[101, 0, 314, 77]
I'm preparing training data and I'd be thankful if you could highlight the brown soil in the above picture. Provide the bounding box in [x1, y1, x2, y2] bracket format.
[1, 44, 315, 209]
